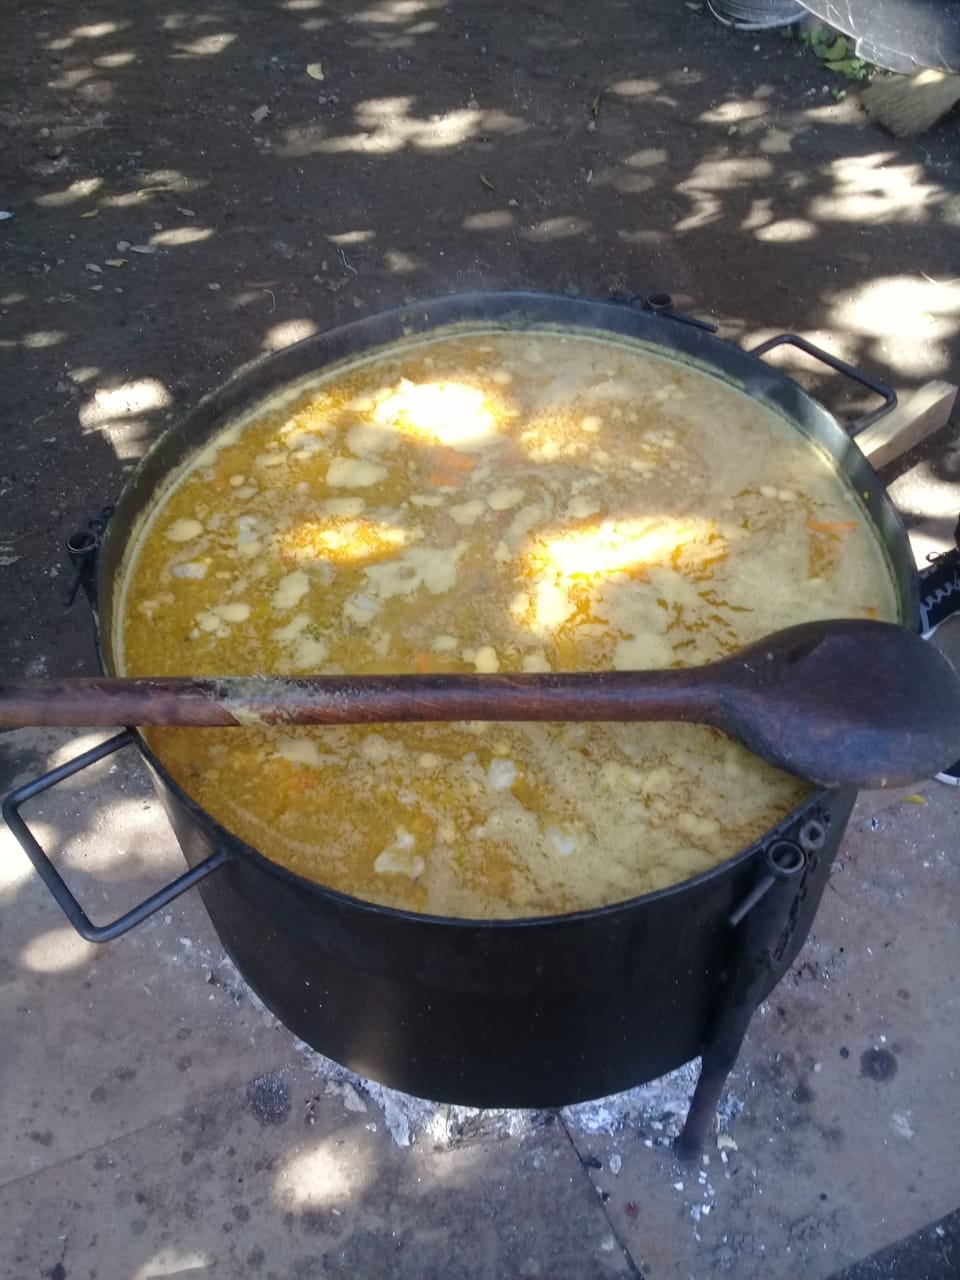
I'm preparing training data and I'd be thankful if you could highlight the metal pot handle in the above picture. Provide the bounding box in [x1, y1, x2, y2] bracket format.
[749, 333, 897, 435]
[1, 730, 231, 943]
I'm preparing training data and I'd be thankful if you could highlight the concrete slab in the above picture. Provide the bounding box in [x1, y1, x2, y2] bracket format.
[0, 729, 296, 1186]
[0, 1059, 634, 1280]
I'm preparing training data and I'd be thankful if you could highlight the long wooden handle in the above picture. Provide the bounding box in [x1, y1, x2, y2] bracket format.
[0, 670, 724, 729]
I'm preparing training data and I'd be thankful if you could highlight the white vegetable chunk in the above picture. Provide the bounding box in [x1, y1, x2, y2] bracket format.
[327, 458, 388, 488]
[165, 518, 204, 542]
[273, 570, 310, 610]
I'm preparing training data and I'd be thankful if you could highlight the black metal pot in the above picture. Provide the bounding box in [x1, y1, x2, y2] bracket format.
[3, 292, 919, 1149]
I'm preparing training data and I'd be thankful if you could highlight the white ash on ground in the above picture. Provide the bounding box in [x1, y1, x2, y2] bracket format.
[292, 1045, 745, 1150]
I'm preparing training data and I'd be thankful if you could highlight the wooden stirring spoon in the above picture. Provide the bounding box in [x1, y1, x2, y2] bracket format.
[1, 620, 957, 789]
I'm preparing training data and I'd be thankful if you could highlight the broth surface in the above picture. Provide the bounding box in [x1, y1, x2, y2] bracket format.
[118, 329, 899, 917]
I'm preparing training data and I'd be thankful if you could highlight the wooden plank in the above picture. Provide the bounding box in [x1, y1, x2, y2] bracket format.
[857, 380, 958, 469]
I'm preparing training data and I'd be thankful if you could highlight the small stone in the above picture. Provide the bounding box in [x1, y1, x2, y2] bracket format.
[609, 1153, 622, 1176]
[340, 1083, 366, 1113]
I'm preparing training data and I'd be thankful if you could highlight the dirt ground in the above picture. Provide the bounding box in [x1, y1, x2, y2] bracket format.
[2, 1, 960, 1278]
[3, 0, 960, 677]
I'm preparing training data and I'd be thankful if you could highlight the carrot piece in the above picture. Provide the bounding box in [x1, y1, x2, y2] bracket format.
[414, 653, 435, 673]
[430, 472, 462, 488]
[434, 447, 476, 473]
[806, 519, 859, 535]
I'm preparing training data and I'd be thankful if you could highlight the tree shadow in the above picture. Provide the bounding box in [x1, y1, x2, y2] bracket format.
[3, 0, 958, 685]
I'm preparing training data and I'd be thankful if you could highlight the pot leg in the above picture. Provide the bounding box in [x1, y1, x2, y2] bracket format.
[675, 1005, 753, 1160]
[676, 857, 812, 1159]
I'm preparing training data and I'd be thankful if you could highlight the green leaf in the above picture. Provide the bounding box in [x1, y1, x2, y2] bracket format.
[831, 58, 868, 80]
[821, 35, 848, 61]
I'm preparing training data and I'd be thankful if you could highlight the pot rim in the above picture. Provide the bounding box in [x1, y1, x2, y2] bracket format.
[98, 289, 919, 929]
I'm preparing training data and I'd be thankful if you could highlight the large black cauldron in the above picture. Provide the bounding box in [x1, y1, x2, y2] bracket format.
[3, 293, 919, 1153]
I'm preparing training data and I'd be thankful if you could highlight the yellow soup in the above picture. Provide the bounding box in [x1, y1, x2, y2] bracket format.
[117, 329, 899, 918]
